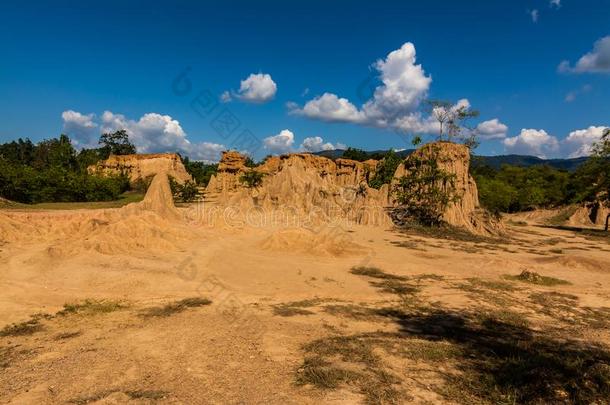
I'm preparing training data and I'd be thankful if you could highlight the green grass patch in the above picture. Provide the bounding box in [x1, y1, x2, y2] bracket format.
[7, 192, 144, 211]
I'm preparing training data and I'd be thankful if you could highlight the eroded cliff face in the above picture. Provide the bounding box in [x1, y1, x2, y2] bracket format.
[205, 143, 502, 234]
[89, 153, 192, 184]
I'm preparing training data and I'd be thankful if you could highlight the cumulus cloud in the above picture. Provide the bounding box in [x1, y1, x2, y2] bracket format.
[262, 130, 342, 154]
[503, 129, 559, 158]
[61, 110, 226, 162]
[263, 129, 295, 154]
[61, 110, 98, 148]
[475, 119, 509, 140]
[559, 36, 610, 74]
[502, 126, 610, 159]
[562, 126, 609, 158]
[290, 42, 434, 133]
[300, 136, 336, 152]
[295, 93, 365, 123]
[224, 73, 277, 103]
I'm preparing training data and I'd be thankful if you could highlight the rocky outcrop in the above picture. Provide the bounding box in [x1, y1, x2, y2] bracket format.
[89, 153, 192, 185]
[205, 143, 502, 234]
[206, 152, 389, 226]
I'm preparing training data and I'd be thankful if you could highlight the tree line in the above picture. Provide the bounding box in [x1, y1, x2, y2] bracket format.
[0, 133, 133, 204]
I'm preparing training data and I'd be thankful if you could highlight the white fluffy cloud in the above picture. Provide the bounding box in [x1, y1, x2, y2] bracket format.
[61, 110, 98, 148]
[562, 126, 609, 158]
[262, 130, 342, 154]
[61, 110, 226, 162]
[224, 73, 277, 103]
[559, 36, 610, 74]
[297, 93, 365, 123]
[263, 129, 295, 154]
[475, 119, 509, 140]
[502, 126, 610, 158]
[290, 42, 434, 133]
[300, 136, 336, 152]
[503, 129, 559, 158]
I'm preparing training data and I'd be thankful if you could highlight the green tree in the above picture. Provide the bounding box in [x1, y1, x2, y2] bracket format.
[368, 150, 402, 189]
[239, 171, 265, 188]
[342, 147, 370, 162]
[181, 156, 218, 186]
[393, 145, 461, 226]
[99, 129, 136, 159]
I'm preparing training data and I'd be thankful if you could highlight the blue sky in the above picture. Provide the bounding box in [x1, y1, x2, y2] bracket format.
[1, 0, 609, 161]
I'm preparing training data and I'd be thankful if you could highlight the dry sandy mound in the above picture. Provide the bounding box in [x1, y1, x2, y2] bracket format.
[568, 203, 610, 228]
[259, 226, 363, 257]
[0, 173, 194, 257]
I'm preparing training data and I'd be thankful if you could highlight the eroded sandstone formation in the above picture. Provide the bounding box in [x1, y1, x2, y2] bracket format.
[205, 143, 502, 234]
[569, 202, 610, 228]
[88, 153, 192, 185]
[206, 152, 389, 226]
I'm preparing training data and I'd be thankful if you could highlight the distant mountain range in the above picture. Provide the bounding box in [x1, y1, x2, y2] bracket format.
[314, 149, 590, 172]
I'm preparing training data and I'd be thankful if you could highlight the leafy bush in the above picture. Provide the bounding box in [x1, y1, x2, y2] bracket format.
[168, 177, 199, 202]
[240, 170, 265, 188]
[368, 150, 402, 189]
[393, 146, 460, 226]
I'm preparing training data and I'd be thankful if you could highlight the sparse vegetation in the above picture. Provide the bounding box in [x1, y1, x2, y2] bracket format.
[70, 389, 169, 404]
[0, 318, 43, 337]
[368, 149, 402, 189]
[273, 298, 333, 317]
[169, 176, 200, 202]
[503, 270, 571, 286]
[239, 170, 265, 188]
[139, 297, 211, 318]
[57, 299, 128, 316]
[54, 331, 82, 340]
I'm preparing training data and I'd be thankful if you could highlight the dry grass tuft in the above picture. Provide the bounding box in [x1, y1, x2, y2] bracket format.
[504, 270, 571, 286]
[139, 297, 211, 318]
[57, 299, 128, 316]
